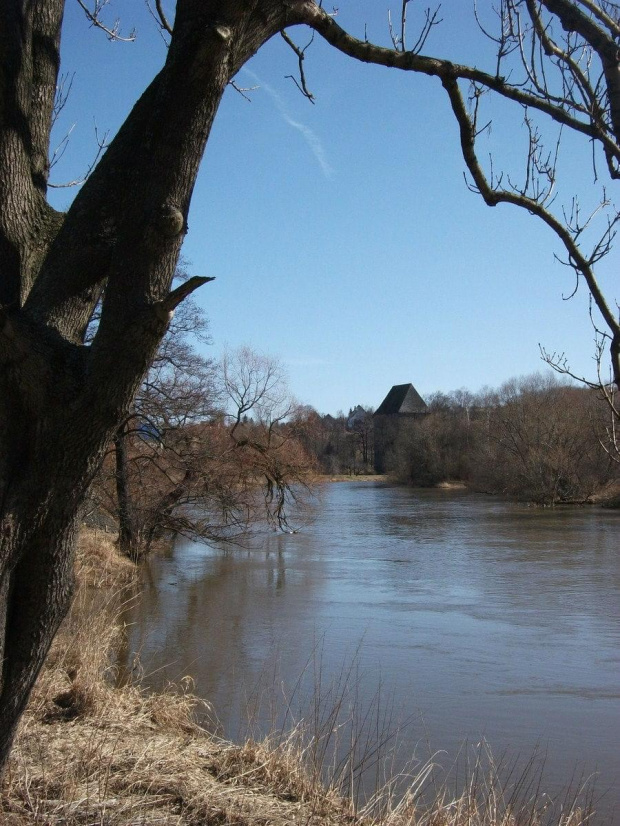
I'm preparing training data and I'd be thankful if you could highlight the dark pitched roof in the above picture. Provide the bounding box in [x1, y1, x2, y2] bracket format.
[374, 383, 427, 416]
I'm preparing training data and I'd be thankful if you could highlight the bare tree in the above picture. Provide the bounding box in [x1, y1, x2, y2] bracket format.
[221, 346, 315, 530]
[472, 373, 612, 503]
[1, 0, 618, 771]
[91, 299, 220, 560]
[92, 341, 313, 559]
[295, 1, 620, 388]
[348, 406, 375, 470]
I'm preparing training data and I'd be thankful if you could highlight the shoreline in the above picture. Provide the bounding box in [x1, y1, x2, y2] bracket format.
[317, 474, 620, 506]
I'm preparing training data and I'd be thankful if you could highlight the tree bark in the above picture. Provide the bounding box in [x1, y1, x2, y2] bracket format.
[114, 425, 139, 562]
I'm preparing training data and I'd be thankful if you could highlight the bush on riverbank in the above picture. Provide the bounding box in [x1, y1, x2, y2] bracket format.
[0, 530, 597, 825]
[388, 375, 619, 505]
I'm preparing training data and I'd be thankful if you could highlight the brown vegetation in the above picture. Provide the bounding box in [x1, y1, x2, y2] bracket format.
[385, 374, 619, 505]
[89, 343, 316, 561]
[292, 374, 619, 505]
[0, 530, 597, 826]
[295, 407, 377, 478]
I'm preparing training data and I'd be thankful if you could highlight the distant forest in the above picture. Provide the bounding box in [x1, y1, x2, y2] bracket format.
[296, 373, 620, 506]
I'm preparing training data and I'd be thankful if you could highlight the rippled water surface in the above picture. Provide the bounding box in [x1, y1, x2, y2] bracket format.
[122, 483, 620, 820]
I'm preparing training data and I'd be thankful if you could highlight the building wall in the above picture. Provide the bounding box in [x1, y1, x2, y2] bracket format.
[373, 413, 426, 473]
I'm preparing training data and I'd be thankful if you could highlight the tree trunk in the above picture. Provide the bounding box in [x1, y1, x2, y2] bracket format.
[0, 527, 76, 766]
[0, 391, 114, 765]
[114, 424, 139, 562]
[0, 0, 295, 771]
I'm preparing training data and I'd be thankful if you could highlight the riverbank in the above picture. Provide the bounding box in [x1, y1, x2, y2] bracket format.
[321, 473, 620, 506]
[320, 473, 389, 483]
[319, 474, 465, 488]
[1, 530, 358, 825]
[0, 529, 597, 825]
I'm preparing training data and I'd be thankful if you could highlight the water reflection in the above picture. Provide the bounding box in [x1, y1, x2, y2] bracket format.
[120, 483, 620, 822]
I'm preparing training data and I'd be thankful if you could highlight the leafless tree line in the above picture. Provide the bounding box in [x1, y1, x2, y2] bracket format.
[387, 373, 619, 504]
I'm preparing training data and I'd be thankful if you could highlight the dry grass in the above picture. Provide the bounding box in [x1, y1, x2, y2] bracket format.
[0, 529, 355, 825]
[0, 529, 600, 826]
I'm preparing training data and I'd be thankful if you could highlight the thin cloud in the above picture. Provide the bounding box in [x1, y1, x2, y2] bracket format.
[242, 68, 334, 178]
[284, 356, 331, 367]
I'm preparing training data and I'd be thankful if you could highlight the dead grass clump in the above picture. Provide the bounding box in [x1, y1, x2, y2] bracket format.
[3, 698, 355, 825]
[75, 527, 135, 588]
[144, 677, 212, 735]
[210, 734, 340, 811]
[361, 745, 598, 826]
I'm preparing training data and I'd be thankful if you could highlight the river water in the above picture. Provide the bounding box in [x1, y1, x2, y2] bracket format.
[120, 483, 620, 821]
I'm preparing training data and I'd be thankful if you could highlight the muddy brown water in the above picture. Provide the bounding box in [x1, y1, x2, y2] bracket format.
[120, 483, 620, 821]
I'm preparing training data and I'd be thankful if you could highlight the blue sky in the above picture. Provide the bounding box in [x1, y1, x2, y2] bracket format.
[51, 1, 617, 414]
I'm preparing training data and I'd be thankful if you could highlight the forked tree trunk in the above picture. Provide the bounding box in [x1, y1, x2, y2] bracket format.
[0, 0, 295, 772]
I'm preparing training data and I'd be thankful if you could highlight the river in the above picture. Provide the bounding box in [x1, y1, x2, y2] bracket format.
[120, 482, 620, 821]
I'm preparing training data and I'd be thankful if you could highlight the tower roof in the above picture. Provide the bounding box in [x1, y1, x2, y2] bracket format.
[374, 383, 427, 416]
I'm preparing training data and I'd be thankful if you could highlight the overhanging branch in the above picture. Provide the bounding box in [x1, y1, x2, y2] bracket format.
[441, 73, 619, 339]
[292, 2, 620, 166]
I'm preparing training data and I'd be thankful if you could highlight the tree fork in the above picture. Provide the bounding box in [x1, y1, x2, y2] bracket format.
[0, 0, 296, 770]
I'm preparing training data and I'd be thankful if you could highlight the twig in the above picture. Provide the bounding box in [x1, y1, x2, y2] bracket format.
[281, 30, 315, 102]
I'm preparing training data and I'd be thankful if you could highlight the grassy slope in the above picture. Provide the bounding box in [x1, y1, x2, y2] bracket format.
[0, 531, 594, 826]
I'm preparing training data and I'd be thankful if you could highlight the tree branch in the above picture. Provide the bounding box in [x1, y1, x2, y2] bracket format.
[440, 72, 619, 340]
[75, 0, 136, 42]
[541, 0, 620, 139]
[154, 0, 173, 35]
[294, 2, 620, 165]
[281, 29, 315, 102]
[573, 0, 620, 38]
[156, 276, 215, 319]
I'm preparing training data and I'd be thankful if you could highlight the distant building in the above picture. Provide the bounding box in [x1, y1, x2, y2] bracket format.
[373, 383, 427, 473]
[346, 405, 368, 430]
